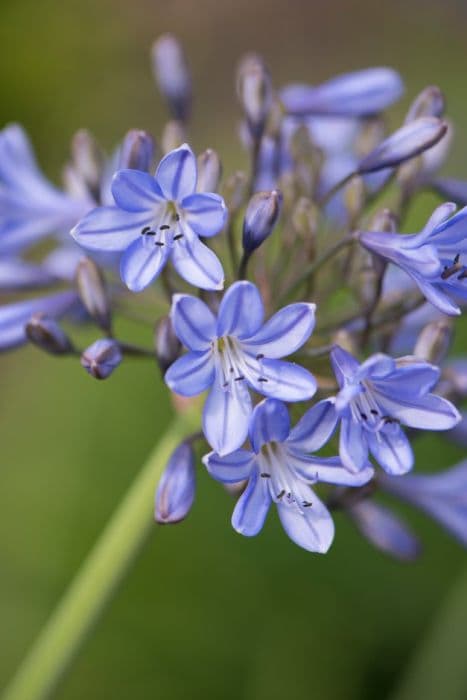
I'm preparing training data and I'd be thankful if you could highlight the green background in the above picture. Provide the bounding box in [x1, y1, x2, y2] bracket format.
[0, 1, 466, 698]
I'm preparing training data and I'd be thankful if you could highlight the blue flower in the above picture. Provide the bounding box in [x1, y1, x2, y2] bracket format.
[0, 124, 91, 255]
[203, 398, 374, 553]
[360, 202, 467, 316]
[165, 281, 317, 455]
[379, 460, 467, 547]
[71, 143, 227, 292]
[155, 442, 196, 524]
[330, 345, 460, 475]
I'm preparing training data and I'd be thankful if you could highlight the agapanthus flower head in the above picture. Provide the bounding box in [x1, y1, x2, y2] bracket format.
[71, 143, 227, 292]
[165, 281, 317, 455]
[204, 398, 374, 553]
[359, 202, 467, 315]
[330, 345, 460, 475]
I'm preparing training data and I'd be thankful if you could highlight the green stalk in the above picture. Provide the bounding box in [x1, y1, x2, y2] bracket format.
[2, 406, 199, 700]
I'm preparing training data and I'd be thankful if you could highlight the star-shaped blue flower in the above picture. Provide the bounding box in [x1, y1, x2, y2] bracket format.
[360, 202, 467, 315]
[330, 345, 461, 475]
[203, 398, 374, 553]
[165, 281, 317, 455]
[71, 143, 227, 292]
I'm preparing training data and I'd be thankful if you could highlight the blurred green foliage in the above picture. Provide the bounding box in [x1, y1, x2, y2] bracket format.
[0, 1, 466, 698]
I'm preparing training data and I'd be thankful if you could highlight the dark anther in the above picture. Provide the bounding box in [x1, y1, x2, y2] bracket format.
[383, 415, 398, 425]
[173, 233, 184, 240]
[454, 253, 460, 264]
[277, 489, 285, 500]
[370, 409, 378, 415]
[229, 367, 234, 373]
[175, 214, 180, 221]
[458, 269, 467, 280]
[141, 226, 151, 235]
[258, 377, 268, 383]
[159, 224, 170, 230]
[441, 254, 462, 280]
[303, 501, 312, 508]
[260, 473, 271, 478]
[155, 241, 165, 247]
[234, 375, 245, 381]
[360, 412, 368, 420]
[256, 353, 264, 360]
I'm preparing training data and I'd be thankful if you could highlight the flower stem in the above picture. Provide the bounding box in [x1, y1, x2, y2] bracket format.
[2, 407, 199, 700]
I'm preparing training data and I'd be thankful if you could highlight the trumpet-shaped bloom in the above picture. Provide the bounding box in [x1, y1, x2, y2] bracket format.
[165, 281, 317, 455]
[330, 345, 460, 475]
[203, 399, 374, 553]
[360, 202, 467, 315]
[72, 143, 227, 292]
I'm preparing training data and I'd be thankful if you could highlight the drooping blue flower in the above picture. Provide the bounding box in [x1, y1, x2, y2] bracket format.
[330, 345, 460, 475]
[203, 398, 374, 553]
[71, 143, 227, 292]
[379, 460, 467, 547]
[0, 124, 91, 255]
[165, 281, 317, 455]
[360, 202, 467, 316]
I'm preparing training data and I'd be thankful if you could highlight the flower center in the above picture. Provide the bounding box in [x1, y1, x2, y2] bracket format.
[349, 380, 398, 432]
[212, 335, 247, 391]
[440, 253, 466, 282]
[259, 441, 313, 512]
[140, 202, 184, 249]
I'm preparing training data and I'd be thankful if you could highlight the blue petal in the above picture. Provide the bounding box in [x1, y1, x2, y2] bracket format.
[111, 169, 165, 212]
[367, 425, 414, 475]
[164, 350, 214, 396]
[359, 231, 442, 278]
[290, 453, 374, 486]
[410, 274, 461, 316]
[277, 494, 334, 553]
[170, 294, 216, 351]
[241, 303, 316, 359]
[155, 143, 197, 201]
[418, 202, 457, 241]
[372, 389, 461, 430]
[433, 178, 467, 207]
[339, 417, 368, 472]
[349, 500, 421, 561]
[181, 192, 227, 238]
[330, 345, 360, 387]
[71, 207, 150, 252]
[203, 381, 252, 456]
[358, 353, 395, 381]
[155, 442, 196, 524]
[371, 360, 440, 398]
[0, 258, 56, 291]
[231, 468, 271, 536]
[287, 399, 338, 452]
[203, 449, 255, 483]
[120, 236, 170, 292]
[249, 399, 291, 453]
[429, 204, 467, 249]
[171, 229, 224, 290]
[249, 359, 317, 402]
[281, 68, 403, 117]
[217, 281, 264, 338]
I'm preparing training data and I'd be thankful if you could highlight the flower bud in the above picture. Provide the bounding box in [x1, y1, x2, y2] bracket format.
[155, 442, 196, 524]
[414, 319, 453, 364]
[154, 315, 181, 373]
[236, 53, 273, 136]
[81, 339, 122, 380]
[242, 190, 282, 254]
[76, 257, 111, 333]
[405, 86, 445, 123]
[151, 34, 192, 122]
[161, 120, 186, 154]
[357, 117, 448, 174]
[223, 171, 248, 214]
[344, 175, 365, 227]
[119, 129, 155, 172]
[355, 249, 385, 312]
[26, 313, 74, 355]
[70, 129, 104, 196]
[196, 148, 222, 193]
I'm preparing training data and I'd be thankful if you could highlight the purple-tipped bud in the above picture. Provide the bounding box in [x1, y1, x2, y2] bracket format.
[154, 315, 181, 373]
[119, 129, 155, 172]
[196, 148, 222, 193]
[357, 117, 448, 174]
[81, 339, 122, 380]
[242, 189, 282, 253]
[405, 86, 445, 123]
[70, 129, 104, 194]
[155, 442, 196, 524]
[414, 319, 453, 364]
[161, 120, 186, 154]
[76, 257, 111, 333]
[151, 34, 192, 122]
[348, 499, 421, 561]
[236, 53, 273, 136]
[25, 313, 74, 355]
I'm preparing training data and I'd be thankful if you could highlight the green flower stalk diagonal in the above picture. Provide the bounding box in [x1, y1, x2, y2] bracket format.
[2, 407, 199, 700]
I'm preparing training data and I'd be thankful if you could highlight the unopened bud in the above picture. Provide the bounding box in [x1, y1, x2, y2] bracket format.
[154, 315, 181, 373]
[357, 117, 448, 174]
[76, 257, 111, 333]
[223, 171, 248, 214]
[414, 319, 454, 364]
[355, 249, 385, 311]
[70, 129, 104, 196]
[236, 53, 273, 136]
[81, 339, 122, 380]
[151, 34, 192, 122]
[26, 313, 74, 355]
[155, 442, 196, 524]
[161, 120, 186, 154]
[119, 129, 155, 172]
[242, 190, 282, 253]
[196, 148, 222, 193]
[355, 118, 386, 158]
[405, 86, 445, 123]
